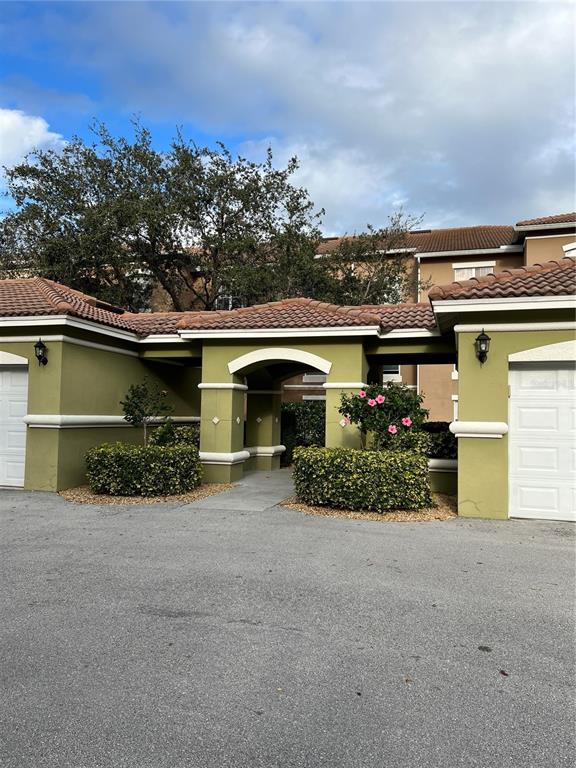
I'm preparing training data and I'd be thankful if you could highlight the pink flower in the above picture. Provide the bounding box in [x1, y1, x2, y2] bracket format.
[368, 399, 377, 407]
[388, 424, 398, 434]
[376, 394, 386, 404]
[359, 390, 367, 398]
[401, 417, 412, 427]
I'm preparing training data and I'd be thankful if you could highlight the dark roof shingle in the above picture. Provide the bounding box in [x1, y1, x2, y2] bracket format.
[316, 225, 515, 256]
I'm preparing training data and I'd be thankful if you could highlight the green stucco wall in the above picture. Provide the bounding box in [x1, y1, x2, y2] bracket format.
[0, 335, 201, 491]
[456, 326, 575, 519]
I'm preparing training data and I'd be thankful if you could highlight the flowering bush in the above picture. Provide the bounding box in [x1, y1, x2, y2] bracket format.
[339, 382, 429, 451]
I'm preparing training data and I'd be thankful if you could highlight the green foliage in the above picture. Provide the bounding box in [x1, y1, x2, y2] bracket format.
[339, 382, 429, 450]
[85, 442, 202, 496]
[319, 216, 426, 305]
[120, 378, 173, 445]
[293, 446, 433, 512]
[149, 422, 200, 448]
[281, 401, 325, 463]
[422, 421, 457, 460]
[0, 119, 326, 311]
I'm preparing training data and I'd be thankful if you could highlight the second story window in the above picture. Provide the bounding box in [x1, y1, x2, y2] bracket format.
[452, 261, 496, 281]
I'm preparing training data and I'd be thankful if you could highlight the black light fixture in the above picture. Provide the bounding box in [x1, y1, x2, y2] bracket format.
[474, 329, 491, 364]
[34, 339, 48, 366]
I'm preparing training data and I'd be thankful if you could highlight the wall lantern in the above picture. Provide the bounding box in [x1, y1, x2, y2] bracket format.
[34, 339, 48, 366]
[474, 330, 491, 364]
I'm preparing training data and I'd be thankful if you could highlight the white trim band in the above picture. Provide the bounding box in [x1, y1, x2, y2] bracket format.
[199, 450, 251, 465]
[428, 459, 457, 472]
[246, 445, 286, 457]
[24, 415, 200, 429]
[181, 326, 379, 340]
[434, 296, 575, 313]
[228, 348, 333, 375]
[455, 322, 576, 332]
[198, 383, 248, 391]
[449, 421, 508, 439]
[322, 382, 366, 389]
[509, 340, 576, 363]
[418, 246, 522, 259]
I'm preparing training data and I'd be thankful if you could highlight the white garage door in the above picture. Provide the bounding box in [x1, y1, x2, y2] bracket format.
[509, 364, 576, 521]
[0, 366, 28, 487]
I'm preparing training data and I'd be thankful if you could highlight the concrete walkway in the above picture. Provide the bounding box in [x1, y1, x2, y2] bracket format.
[191, 467, 295, 511]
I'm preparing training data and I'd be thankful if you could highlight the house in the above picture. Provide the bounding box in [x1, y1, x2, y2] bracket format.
[0, 251, 574, 521]
[284, 212, 576, 422]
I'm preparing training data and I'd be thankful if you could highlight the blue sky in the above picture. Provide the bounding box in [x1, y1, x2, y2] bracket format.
[0, 1, 574, 233]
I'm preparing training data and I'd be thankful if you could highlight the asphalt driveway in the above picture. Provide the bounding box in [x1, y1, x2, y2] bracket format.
[1, 470, 574, 768]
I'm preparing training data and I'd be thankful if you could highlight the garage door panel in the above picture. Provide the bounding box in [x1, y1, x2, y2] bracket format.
[510, 364, 575, 522]
[0, 365, 28, 487]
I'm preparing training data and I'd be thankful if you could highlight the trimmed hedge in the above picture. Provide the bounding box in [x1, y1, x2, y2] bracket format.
[149, 422, 200, 448]
[293, 446, 433, 512]
[422, 421, 457, 460]
[85, 442, 202, 496]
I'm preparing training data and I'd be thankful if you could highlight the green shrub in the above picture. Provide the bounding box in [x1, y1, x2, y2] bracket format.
[281, 401, 325, 464]
[339, 382, 428, 450]
[85, 442, 202, 496]
[149, 422, 200, 448]
[422, 421, 457, 460]
[293, 446, 433, 512]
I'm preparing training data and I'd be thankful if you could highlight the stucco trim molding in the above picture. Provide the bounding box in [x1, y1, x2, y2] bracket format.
[0, 351, 28, 365]
[322, 382, 366, 389]
[246, 445, 286, 457]
[198, 383, 248, 391]
[228, 348, 333, 375]
[449, 421, 508, 439]
[455, 322, 576, 333]
[181, 327, 378, 340]
[24, 415, 200, 429]
[428, 458, 457, 473]
[199, 450, 251, 465]
[508, 340, 576, 363]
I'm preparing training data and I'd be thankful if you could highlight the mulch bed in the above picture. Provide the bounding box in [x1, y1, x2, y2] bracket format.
[280, 493, 457, 522]
[59, 483, 234, 506]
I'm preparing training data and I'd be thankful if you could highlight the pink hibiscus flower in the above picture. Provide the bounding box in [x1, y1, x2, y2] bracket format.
[359, 390, 367, 398]
[388, 424, 398, 434]
[376, 394, 386, 404]
[368, 399, 377, 407]
[401, 417, 412, 427]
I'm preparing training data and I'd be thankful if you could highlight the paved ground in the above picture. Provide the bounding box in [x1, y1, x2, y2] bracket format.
[1, 470, 575, 768]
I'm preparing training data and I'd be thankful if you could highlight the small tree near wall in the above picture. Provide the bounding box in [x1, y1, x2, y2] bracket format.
[120, 378, 174, 446]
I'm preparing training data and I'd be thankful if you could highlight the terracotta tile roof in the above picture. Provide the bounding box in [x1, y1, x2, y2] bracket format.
[316, 225, 515, 256]
[428, 256, 576, 302]
[0, 277, 137, 332]
[355, 303, 436, 332]
[515, 212, 576, 227]
[174, 298, 383, 331]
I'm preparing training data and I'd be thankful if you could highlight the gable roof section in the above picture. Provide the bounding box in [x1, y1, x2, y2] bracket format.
[515, 212, 576, 227]
[0, 278, 137, 331]
[428, 256, 576, 302]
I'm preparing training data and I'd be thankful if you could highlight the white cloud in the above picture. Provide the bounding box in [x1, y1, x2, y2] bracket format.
[0, 108, 65, 170]
[4, 2, 575, 229]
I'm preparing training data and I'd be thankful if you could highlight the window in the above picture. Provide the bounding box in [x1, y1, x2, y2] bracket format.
[302, 373, 326, 384]
[452, 261, 496, 281]
[382, 364, 401, 383]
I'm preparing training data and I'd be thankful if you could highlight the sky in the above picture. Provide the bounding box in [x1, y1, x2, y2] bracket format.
[0, 0, 574, 234]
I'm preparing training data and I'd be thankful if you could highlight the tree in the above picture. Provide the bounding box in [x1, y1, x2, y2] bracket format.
[120, 378, 173, 446]
[317, 214, 424, 306]
[0, 120, 326, 311]
[0, 119, 423, 311]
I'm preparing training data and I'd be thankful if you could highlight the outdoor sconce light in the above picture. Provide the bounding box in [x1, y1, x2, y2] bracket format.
[474, 330, 491, 364]
[34, 339, 48, 366]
